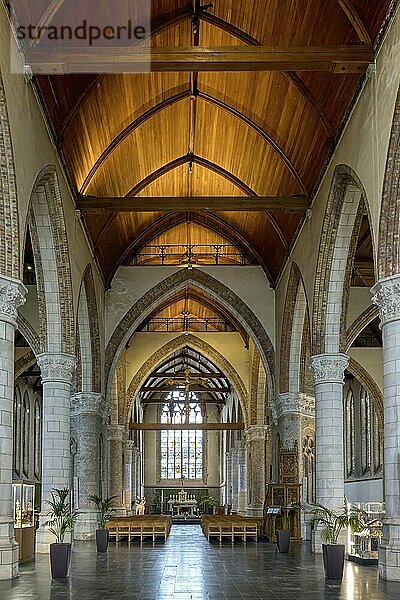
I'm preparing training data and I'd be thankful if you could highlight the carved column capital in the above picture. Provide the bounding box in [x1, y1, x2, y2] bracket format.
[124, 439, 136, 453]
[37, 352, 76, 384]
[107, 424, 126, 442]
[309, 353, 348, 385]
[245, 425, 269, 445]
[0, 275, 27, 325]
[71, 392, 105, 418]
[372, 275, 400, 326]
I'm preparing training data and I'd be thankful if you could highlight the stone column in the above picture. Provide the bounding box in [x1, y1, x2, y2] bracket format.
[123, 440, 135, 514]
[131, 446, 139, 506]
[245, 426, 268, 517]
[372, 276, 400, 580]
[231, 447, 239, 512]
[36, 352, 76, 553]
[0, 276, 26, 580]
[237, 442, 247, 514]
[107, 424, 125, 512]
[309, 353, 348, 553]
[72, 392, 105, 540]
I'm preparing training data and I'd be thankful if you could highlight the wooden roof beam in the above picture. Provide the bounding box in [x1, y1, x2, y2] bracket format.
[29, 46, 373, 74]
[336, 0, 372, 46]
[77, 195, 310, 213]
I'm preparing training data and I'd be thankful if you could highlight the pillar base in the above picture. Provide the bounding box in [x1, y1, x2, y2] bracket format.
[74, 510, 99, 541]
[312, 527, 347, 554]
[379, 522, 400, 580]
[0, 520, 19, 580]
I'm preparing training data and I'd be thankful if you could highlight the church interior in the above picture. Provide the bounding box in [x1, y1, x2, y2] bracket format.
[0, 0, 400, 598]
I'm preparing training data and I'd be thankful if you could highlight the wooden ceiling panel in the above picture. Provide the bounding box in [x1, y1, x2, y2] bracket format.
[29, 0, 391, 286]
[190, 164, 246, 197]
[195, 100, 302, 196]
[61, 72, 189, 189]
[198, 71, 327, 191]
[94, 211, 165, 272]
[83, 100, 190, 196]
[137, 163, 190, 197]
[140, 221, 237, 249]
[208, 0, 356, 46]
[213, 210, 290, 280]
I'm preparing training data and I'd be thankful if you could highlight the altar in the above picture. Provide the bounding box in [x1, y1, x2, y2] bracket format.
[167, 490, 198, 516]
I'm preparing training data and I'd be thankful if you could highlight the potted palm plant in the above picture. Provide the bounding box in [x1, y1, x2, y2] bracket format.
[88, 494, 117, 552]
[306, 502, 365, 579]
[199, 495, 216, 515]
[276, 507, 295, 553]
[44, 488, 78, 578]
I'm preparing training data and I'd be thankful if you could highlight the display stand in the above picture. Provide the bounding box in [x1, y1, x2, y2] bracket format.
[13, 480, 35, 562]
[348, 501, 384, 565]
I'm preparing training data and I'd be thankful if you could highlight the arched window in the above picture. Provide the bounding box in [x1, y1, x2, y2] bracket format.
[360, 390, 371, 474]
[160, 390, 203, 480]
[22, 393, 30, 477]
[34, 399, 41, 479]
[14, 385, 22, 476]
[373, 407, 383, 474]
[302, 435, 315, 503]
[345, 389, 355, 478]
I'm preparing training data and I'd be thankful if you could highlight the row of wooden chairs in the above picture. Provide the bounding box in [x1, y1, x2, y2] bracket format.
[107, 516, 172, 542]
[201, 516, 258, 543]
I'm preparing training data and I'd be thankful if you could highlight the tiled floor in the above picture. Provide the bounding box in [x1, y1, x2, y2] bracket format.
[1, 525, 400, 599]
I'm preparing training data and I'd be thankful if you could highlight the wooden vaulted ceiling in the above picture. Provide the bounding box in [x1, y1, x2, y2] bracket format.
[139, 345, 230, 404]
[32, 1, 392, 285]
[137, 284, 249, 344]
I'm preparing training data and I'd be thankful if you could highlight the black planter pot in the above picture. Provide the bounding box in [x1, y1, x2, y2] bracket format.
[96, 529, 109, 553]
[322, 544, 345, 579]
[50, 543, 71, 578]
[276, 529, 290, 553]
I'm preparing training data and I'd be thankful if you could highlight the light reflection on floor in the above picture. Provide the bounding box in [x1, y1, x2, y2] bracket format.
[1, 525, 400, 599]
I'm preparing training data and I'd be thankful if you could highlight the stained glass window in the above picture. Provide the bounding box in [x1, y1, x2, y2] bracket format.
[160, 390, 203, 480]
[14, 386, 21, 476]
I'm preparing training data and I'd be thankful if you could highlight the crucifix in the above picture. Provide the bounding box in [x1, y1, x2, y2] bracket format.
[166, 367, 206, 423]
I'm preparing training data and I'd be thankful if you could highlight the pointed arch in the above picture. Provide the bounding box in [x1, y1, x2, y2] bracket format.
[279, 263, 310, 394]
[105, 269, 275, 397]
[125, 334, 249, 428]
[377, 84, 400, 279]
[0, 70, 20, 279]
[28, 166, 75, 353]
[312, 165, 371, 354]
[76, 264, 102, 392]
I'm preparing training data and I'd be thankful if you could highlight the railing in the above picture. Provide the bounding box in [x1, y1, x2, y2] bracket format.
[140, 317, 234, 332]
[130, 244, 250, 266]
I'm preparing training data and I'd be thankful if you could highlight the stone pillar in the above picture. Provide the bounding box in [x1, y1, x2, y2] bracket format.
[123, 440, 135, 514]
[0, 276, 26, 580]
[36, 352, 76, 553]
[131, 446, 139, 506]
[237, 442, 247, 514]
[309, 353, 348, 553]
[107, 424, 125, 511]
[245, 426, 268, 517]
[231, 447, 239, 512]
[372, 276, 400, 580]
[72, 393, 105, 540]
